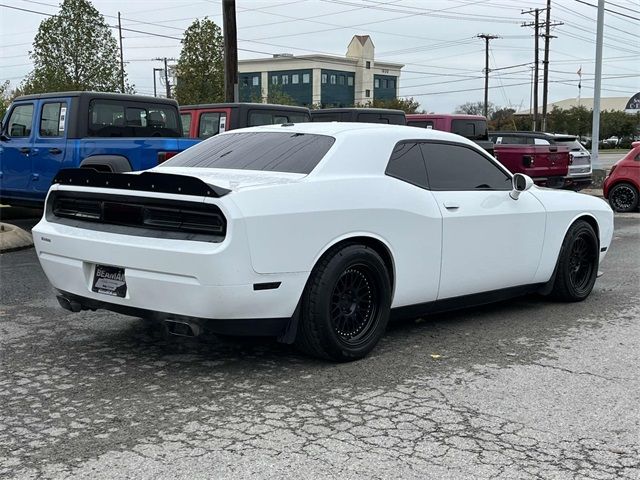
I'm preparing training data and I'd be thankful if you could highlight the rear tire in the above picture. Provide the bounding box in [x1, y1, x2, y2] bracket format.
[295, 244, 391, 361]
[609, 183, 639, 212]
[550, 220, 599, 302]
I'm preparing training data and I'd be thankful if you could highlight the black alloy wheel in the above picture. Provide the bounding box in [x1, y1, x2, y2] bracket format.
[567, 232, 597, 296]
[330, 264, 380, 348]
[609, 183, 639, 213]
[296, 244, 391, 361]
[551, 220, 599, 302]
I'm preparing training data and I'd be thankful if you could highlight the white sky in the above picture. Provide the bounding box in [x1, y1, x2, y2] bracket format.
[1, 0, 639, 112]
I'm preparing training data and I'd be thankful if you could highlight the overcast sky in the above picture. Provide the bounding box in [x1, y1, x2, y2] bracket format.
[1, 0, 639, 112]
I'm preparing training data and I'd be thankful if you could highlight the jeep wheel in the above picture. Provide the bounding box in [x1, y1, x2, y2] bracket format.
[295, 244, 391, 361]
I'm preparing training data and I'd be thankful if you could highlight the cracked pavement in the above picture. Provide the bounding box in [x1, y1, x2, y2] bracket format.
[0, 213, 639, 479]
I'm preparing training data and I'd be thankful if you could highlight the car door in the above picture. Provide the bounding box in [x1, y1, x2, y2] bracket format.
[420, 141, 546, 299]
[0, 102, 36, 201]
[31, 99, 69, 196]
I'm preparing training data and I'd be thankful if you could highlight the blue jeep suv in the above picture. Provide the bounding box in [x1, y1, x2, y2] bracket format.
[0, 91, 199, 206]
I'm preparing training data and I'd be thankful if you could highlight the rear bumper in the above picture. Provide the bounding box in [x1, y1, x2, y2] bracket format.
[33, 218, 308, 324]
[56, 290, 290, 336]
[564, 174, 593, 191]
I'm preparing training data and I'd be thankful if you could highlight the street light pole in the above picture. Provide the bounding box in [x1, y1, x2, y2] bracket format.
[591, 0, 605, 169]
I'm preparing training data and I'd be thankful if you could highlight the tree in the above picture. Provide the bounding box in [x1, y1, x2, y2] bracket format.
[371, 97, 421, 113]
[22, 0, 128, 94]
[174, 18, 224, 105]
[1, 81, 12, 120]
[265, 85, 297, 106]
[455, 101, 496, 117]
[489, 108, 517, 130]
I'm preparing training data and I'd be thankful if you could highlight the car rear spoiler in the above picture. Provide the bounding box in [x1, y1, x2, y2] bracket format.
[52, 168, 231, 198]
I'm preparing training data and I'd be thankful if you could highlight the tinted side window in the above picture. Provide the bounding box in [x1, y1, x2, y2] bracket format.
[248, 111, 290, 126]
[312, 113, 340, 122]
[357, 113, 388, 124]
[180, 113, 192, 136]
[451, 120, 488, 140]
[161, 132, 335, 174]
[385, 142, 429, 189]
[40, 102, 66, 137]
[88, 100, 181, 137]
[421, 142, 511, 191]
[7, 104, 34, 137]
[198, 112, 222, 139]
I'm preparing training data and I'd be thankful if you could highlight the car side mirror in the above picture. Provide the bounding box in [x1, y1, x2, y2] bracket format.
[510, 173, 534, 200]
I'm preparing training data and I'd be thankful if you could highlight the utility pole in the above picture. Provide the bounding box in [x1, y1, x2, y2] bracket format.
[591, 0, 605, 169]
[522, 8, 541, 130]
[152, 67, 163, 97]
[117, 12, 125, 93]
[477, 34, 499, 118]
[541, 0, 563, 131]
[164, 57, 171, 98]
[222, 0, 239, 102]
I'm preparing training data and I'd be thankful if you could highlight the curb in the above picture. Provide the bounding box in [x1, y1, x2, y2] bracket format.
[0, 223, 34, 253]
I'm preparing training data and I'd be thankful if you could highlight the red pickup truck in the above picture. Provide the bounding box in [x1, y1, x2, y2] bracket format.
[406, 113, 495, 154]
[491, 143, 570, 188]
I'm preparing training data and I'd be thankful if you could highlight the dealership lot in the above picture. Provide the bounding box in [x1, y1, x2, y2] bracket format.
[0, 209, 639, 479]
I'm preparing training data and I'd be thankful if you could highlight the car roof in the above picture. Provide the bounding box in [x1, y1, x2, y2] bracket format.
[179, 102, 310, 112]
[311, 108, 405, 115]
[13, 91, 177, 105]
[223, 122, 478, 146]
[407, 113, 487, 120]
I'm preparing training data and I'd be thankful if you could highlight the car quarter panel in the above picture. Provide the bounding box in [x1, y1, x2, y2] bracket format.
[232, 176, 443, 309]
[530, 189, 614, 283]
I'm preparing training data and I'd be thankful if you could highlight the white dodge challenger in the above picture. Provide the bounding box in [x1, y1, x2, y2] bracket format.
[33, 123, 613, 361]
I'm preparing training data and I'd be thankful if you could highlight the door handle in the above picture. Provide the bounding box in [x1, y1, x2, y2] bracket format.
[443, 201, 460, 210]
[49, 147, 62, 154]
[32, 173, 40, 181]
[19, 147, 30, 154]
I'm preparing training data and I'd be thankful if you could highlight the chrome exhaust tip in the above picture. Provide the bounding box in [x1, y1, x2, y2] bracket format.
[164, 319, 201, 337]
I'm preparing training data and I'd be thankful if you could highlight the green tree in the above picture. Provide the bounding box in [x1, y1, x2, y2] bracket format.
[1, 81, 12, 120]
[371, 97, 421, 113]
[489, 108, 517, 130]
[265, 85, 296, 106]
[174, 18, 224, 105]
[22, 0, 128, 94]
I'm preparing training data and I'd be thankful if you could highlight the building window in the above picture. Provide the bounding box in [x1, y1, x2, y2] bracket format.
[347, 76, 353, 86]
[330, 74, 336, 84]
[383, 79, 388, 88]
[389, 79, 395, 89]
[292, 74, 299, 84]
[282, 75, 289, 84]
[374, 78, 380, 88]
[338, 75, 345, 85]
[366, 61, 371, 69]
[272, 76, 278, 85]
[303, 73, 310, 83]
[252, 76, 259, 86]
[321, 73, 327, 84]
[365, 89, 371, 98]
[241, 77, 249, 87]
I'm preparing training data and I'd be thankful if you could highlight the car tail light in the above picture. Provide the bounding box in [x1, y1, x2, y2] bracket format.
[568, 153, 574, 165]
[157, 151, 178, 164]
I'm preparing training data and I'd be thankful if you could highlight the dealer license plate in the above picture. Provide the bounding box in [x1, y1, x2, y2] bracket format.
[92, 264, 127, 298]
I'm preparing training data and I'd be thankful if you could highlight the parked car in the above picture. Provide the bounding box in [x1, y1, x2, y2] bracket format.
[33, 123, 613, 361]
[179, 103, 311, 139]
[0, 91, 199, 207]
[489, 132, 576, 190]
[547, 134, 593, 189]
[603, 141, 640, 212]
[407, 113, 494, 154]
[311, 108, 406, 125]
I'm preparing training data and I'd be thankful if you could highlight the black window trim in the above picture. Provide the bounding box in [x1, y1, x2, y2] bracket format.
[385, 139, 513, 192]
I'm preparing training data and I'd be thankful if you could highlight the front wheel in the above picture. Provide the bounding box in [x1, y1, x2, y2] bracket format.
[295, 244, 391, 361]
[550, 220, 599, 302]
[609, 183, 639, 212]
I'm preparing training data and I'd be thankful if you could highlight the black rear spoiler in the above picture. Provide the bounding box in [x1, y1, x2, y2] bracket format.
[52, 168, 231, 198]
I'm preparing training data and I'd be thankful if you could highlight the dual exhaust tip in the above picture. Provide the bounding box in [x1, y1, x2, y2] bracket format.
[57, 295, 201, 337]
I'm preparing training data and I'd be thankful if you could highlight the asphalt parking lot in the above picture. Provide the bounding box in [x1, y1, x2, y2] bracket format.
[1, 208, 639, 479]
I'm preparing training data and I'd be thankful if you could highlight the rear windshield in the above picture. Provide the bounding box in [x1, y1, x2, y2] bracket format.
[161, 131, 335, 174]
[88, 100, 181, 137]
[451, 119, 488, 140]
[555, 139, 586, 152]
